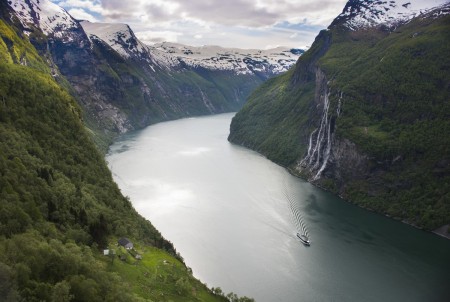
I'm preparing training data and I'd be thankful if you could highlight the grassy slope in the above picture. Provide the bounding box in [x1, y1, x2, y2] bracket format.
[0, 20, 230, 302]
[100, 240, 226, 302]
[229, 15, 450, 230]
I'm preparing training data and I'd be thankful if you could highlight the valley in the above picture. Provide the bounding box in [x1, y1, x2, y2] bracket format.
[107, 113, 450, 302]
[1, 0, 449, 301]
[229, 0, 450, 232]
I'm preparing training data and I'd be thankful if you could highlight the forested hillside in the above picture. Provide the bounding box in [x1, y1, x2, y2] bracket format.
[2, 0, 300, 152]
[229, 3, 450, 231]
[0, 17, 247, 302]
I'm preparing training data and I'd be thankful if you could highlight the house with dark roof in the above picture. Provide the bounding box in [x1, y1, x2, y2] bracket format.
[118, 237, 133, 250]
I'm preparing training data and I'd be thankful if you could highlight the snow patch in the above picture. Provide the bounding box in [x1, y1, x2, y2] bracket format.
[81, 21, 148, 59]
[336, 0, 450, 30]
[9, 0, 79, 39]
[80, 22, 302, 75]
[148, 42, 302, 75]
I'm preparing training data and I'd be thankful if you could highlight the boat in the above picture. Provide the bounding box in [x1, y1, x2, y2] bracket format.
[297, 233, 310, 246]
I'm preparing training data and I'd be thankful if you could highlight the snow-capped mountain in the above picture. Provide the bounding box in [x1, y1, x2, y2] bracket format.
[81, 21, 303, 76]
[80, 21, 149, 60]
[333, 0, 450, 30]
[228, 0, 450, 238]
[9, 0, 302, 77]
[4, 0, 303, 137]
[8, 0, 81, 41]
[148, 42, 302, 75]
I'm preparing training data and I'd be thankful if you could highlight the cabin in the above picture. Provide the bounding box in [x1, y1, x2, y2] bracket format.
[118, 237, 133, 250]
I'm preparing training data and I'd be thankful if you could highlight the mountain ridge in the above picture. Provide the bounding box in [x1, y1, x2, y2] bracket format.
[0, 4, 251, 301]
[6, 0, 302, 151]
[331, 0, 450, 29]
[80, 20, 302, 78]
[229, 0, 450, 232]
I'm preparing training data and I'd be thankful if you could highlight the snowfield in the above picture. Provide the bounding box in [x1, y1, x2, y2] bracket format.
[336, 0, 450, 30]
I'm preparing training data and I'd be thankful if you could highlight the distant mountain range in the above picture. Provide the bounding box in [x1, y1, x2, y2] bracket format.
[229, 0, 450, 232]
[0, 1, 299, 300]
[0, 0, 248, 299]
[2, 0, 449, 300]
[6, 0, 302, 148]
[81, 21, 302, 76]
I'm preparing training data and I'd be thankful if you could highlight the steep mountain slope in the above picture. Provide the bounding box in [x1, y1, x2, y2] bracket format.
[8, 0, 79, 38]
[5, 0, 301, 150]
[80, 21, 302, 78]
[0, 14, 239, 302]
[229, 0, 450, 231]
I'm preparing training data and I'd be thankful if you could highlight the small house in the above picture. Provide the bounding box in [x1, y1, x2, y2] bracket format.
[118, 237, 133, 250]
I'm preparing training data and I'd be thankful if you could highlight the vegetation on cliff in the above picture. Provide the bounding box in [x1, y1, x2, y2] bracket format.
[0, 18, 254, 301]
[229, 13, 450, 230]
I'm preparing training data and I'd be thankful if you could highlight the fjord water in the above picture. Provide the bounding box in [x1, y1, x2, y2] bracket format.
[106, 113, 450, 302]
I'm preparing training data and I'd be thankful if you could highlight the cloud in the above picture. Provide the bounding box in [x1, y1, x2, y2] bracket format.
[97, 0, 347, 27]
[135, 30, 182, 44]
[67, 8, 99, 22]
[168, 24, 319, 50]
[57, 0, 104, 13]
[54, 0, 349, 48]
[173, 0, 279, 27]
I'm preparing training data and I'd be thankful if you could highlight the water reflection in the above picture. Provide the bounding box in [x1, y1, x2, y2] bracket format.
[107, 113, 450, 302]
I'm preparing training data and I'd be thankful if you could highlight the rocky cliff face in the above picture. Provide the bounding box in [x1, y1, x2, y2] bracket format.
[296, 68, 339, 180]
[294, 63, 370, 196]
[5, 0, 301, 148]
[229, 0, 450, 230]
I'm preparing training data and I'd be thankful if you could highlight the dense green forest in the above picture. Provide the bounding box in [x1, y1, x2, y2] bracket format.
[229, 13, 450, 231]
[0, 17, 254, 302]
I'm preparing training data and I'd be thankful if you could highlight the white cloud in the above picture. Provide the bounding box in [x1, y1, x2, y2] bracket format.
[135, 30, 182, 44]
[60, 0, 103, 12]
[55, 0, 349, 48]
[173, 24, 318, 50]
[95, 0, 348, 28]
[67, 8, 99, 22]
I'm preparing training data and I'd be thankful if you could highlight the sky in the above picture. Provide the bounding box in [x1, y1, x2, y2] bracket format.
[51, 0, 349, 49]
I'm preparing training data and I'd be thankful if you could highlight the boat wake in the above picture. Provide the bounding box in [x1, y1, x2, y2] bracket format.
[283, 175, 309, 239]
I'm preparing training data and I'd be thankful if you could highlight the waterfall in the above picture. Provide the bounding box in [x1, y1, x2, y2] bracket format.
[337, 91, 343, 117]
[299, 91, 330, 168]
[303, 129, 317, 163]
[312, 91, 330, 170]
[298, 88, 343, 180]
[314, 118, 332, 180]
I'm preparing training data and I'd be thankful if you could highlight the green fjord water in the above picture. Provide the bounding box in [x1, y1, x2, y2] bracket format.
[106, 113, 450, 302]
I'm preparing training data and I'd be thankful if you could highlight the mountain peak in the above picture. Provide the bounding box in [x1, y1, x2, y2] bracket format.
[80, 21, 148, 59]
[332, 0, 450, 30]
[148, 42, 302, 76]
[8, 0, 79, 39]
[80, 21, 302, 76]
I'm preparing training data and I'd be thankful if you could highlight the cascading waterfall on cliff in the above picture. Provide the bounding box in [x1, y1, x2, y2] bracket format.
[299, 89, 343, 180]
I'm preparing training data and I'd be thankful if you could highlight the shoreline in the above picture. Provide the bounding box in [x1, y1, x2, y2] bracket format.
[284, 167, 450, 240]
[432, 224, 450, 239]
[227, 140, 449, 241]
